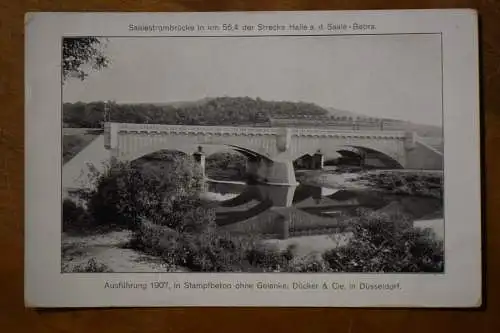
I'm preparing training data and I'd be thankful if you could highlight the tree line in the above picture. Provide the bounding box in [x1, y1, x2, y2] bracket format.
[63, 97, 373, 128]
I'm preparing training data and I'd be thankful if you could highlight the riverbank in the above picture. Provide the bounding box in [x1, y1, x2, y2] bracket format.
[297, 168, 443, 199]
[61, 157, 444, 273]
[61, 230, 185, 273]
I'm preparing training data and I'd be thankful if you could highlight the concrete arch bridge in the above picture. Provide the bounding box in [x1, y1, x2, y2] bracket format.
[103, 122, 443, 186]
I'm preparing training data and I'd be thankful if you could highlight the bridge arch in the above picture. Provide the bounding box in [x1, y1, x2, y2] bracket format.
[291, 144, 404, 170]
[204, 150, 249, 182]
[121, 143, 195, 162]
[350, 146, 403, 169]
[130, 149, 188, 163]
[120, 142, 271, 164]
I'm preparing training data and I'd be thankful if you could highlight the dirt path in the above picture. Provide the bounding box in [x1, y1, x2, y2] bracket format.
[62, 230, 183, 273]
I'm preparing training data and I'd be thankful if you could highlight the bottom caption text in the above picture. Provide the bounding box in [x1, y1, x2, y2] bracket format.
[104, 280, 401, 292]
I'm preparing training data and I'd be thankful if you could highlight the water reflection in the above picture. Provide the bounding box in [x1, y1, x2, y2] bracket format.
[202, 181, 443, 240]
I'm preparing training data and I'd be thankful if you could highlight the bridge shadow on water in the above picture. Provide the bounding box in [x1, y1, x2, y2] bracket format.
[202, 179, 443, 240]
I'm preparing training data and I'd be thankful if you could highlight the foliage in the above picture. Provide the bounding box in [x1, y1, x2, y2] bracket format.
[176, 231, 249, 272]
[130, 222, 251, 272]
[357, 171, 443, 198]
[63, 102, 107, 128]
[323, 209, 444, 273]
[62, 37, 109, 81]
[242, 208, 443, 273]
[246, 243, 296, 272]
[205, 152, 248, 181]
[286, 254, 332, 272]
[62, 96, 442, 138]
[67, 258, 113, 273]
[244, 243, 332, 272]
[86, 153, 205, 230]
[206, 151, 247, 170]
[129, 205, 443, 273]
[62, 199, 93, 233]
[62, 97, 332, 128]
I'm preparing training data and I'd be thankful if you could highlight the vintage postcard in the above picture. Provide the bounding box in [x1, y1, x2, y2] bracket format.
[25, 10, 481, 307]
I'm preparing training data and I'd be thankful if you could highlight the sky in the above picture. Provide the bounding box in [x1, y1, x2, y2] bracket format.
[63, 34, 443, 126]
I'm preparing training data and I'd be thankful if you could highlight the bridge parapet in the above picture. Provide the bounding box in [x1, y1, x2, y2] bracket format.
[110, 122, 407, 138]
[115, 123, 280, 136]
[291, 127, 407, 139]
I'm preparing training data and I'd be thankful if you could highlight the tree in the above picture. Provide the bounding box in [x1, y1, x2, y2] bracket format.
[62, 37, 109, 81]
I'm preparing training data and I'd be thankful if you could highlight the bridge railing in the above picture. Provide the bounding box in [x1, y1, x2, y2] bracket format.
[291, 128, 407, 137]
[269, 118, 411, 131]
[115, 123, 281, 135]
[110, 122, 407, 137]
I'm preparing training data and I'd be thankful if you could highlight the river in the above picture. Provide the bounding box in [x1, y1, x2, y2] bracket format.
[200, 179, 443, 254]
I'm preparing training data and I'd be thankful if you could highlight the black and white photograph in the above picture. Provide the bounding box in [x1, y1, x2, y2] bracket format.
[24, 10, 482, 308]
[60, 34, 445, 274]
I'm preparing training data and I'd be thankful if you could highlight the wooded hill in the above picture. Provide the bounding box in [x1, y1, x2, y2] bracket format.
[63, 96, 442, 137]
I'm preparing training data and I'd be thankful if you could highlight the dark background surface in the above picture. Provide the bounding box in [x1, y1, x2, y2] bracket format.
[0, 1, 497, 332]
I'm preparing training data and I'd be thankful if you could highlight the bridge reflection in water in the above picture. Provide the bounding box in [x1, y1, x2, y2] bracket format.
[202, 181, 443, 240]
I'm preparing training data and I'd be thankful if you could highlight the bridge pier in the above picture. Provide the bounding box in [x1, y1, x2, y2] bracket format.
[192, 147, 206, 177]
[246, 157, 298, 186]
[256, 159, 298, 186]
[255, 185, 297, 207]
[312, 152, 324, 170]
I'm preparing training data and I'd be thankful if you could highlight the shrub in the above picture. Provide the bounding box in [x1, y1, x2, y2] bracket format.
[323, 209, 444, 273]
[358, 171, 443, 199]
[246, 243, 295, 272]
[205, 152, 247, 181]
[178, 231, 248, 272]
[206, 152, 247, 170]
[62, 198, 93, 233]
[246, 244, 334, 272]
[130, 221, 249, 272]
[128, 221, 177, 255]
[158, 198, 217, 233]
[68, 258, 113, 273]
[286, 253, 332, 272]
[86, 154, 205, 230]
